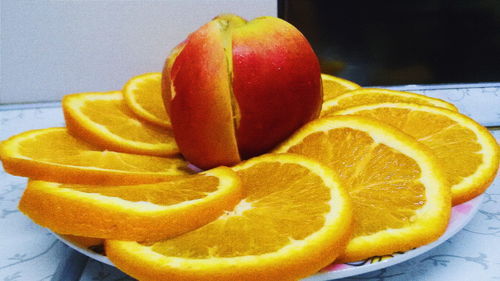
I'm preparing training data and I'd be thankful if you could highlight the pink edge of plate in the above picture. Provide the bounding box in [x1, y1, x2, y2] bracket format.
[303, 194, 483, 281]
[52, 194, 484, 281]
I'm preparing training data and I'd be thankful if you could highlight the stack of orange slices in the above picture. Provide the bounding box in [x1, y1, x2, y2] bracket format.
[0, 73, 498, 281]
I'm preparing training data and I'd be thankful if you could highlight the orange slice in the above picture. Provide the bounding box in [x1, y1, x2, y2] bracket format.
[275, 115, 450, 262]
[106, 153, 352, 281]
[321, 73, 361, 101]
[60, 235, 104, 249]
[63, 91, 179, 156]
[334, 103, 499, 205]
[123, 73, 171, 128]
[19, 167, 241, 241]
[321, 88, 458, 116]
[0, 127, 190, 185]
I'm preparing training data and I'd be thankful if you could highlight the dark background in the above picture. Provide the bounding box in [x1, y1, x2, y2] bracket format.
[279, 0, 500, 86]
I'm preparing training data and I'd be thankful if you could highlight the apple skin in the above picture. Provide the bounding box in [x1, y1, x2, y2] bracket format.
[163, 19, 241, 169]
[163, 15, 322, 169]
[231, 17, 322, 158]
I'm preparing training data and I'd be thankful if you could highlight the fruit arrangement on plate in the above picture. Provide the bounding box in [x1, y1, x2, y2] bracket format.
[0, 14, 498, 281]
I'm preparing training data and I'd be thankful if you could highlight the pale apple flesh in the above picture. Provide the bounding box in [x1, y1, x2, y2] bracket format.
[163, 15, 322, 169]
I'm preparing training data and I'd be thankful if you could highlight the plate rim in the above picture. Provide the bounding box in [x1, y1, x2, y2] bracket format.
[304, 194, 483, 280]
[53, 194, 483, 281]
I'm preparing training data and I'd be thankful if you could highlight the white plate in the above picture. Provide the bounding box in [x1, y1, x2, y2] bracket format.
[54, 194, 483, 281]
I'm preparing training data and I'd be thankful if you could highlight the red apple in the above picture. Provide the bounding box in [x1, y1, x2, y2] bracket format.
[163, 14, 322, 169]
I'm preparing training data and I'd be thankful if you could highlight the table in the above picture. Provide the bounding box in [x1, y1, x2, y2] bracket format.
[0, 85, 499, 281]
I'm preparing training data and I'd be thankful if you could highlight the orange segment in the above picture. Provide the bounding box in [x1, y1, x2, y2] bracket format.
[321, 88, 458, 116]
[275, 115, 450, 262]
[321, 73, 361, 101]
[63, 91, 179, 156]
[334, 103, 500, 205]
[106, 153, 352, 281]
[0, 128, 191, 185]
[19, 167, 241, 241]
[123, 73, 171, 128]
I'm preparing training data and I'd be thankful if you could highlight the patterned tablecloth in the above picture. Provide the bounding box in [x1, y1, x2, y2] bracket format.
[0, 85, 499, 281]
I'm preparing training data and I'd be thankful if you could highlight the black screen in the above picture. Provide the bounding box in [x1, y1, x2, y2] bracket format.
[280, 0, 500, 86]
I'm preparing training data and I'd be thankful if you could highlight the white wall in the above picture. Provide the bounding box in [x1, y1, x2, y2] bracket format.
[0, 0, 277, 104]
